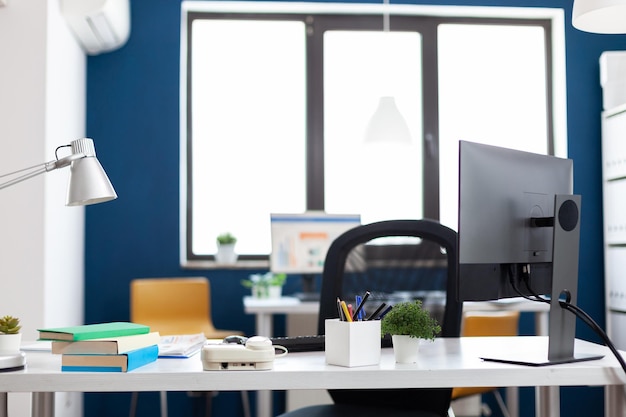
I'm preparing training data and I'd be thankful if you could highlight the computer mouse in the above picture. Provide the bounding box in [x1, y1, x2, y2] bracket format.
[223, 335, 248, 345]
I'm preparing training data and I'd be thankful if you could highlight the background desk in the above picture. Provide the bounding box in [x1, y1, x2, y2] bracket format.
[243, 296, 550, 417]
[5, 337, 625, 417]
[243, 296, 550, 337]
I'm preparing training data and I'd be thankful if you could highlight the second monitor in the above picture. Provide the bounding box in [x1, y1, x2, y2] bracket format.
[270, 212, 361, 298]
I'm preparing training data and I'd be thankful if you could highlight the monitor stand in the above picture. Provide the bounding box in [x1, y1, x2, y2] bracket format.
[295, 274, 320, 302]
[481, 195, 604, 366]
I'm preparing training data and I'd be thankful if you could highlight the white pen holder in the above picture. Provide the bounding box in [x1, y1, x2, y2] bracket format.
[325, 319, 381, 367]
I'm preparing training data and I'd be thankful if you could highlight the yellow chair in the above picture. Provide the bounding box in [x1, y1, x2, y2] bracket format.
[451, 310, 520, 417]
[129, 277, 250, 417]
[130, 277, 242, 338]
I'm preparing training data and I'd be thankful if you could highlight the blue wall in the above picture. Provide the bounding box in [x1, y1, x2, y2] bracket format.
[85, 1, 626, 416]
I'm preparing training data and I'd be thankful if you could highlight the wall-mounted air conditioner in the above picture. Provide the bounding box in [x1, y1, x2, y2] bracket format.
[61, 0, 131, 55]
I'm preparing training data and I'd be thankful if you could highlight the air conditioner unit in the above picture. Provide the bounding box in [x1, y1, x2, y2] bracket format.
[61, 0, 131, 55]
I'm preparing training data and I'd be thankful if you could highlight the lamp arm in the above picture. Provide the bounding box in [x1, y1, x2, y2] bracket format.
[0, 153, 86, 191]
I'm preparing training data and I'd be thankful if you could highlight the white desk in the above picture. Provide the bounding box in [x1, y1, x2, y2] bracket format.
[4, 337, 626, 417]
[244, 296, 550, 417]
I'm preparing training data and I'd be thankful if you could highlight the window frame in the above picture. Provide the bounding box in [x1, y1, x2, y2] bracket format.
[179, 2, 567, 269]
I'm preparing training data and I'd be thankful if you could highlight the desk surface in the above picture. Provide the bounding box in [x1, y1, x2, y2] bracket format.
[5, 337, 623, 393]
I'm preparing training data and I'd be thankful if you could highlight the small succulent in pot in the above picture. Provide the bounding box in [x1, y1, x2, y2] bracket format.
[216, 232, 237, 246]
[0, 316, 21, 334]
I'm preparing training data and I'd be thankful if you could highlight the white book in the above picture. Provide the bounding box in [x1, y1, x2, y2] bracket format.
[51, 332, 161, 355]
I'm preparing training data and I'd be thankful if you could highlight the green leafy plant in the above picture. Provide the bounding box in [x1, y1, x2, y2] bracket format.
[0, 316, 21, 334]
[241, 272, 287, 288]
[380, 301, 440, 340]
[216, 232, 237, 245]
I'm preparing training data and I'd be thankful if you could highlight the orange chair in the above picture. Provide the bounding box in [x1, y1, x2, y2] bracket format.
[130, 277, 242, 339]
[451, 310, 520, 417]
[129, 277, 249, 417]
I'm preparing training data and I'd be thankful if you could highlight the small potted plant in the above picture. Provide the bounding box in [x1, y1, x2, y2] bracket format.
[0, 315, 22, 353]
[215, 232, 237, 264]
[380, 300, 440, 363]
[241, 272, 287, 299]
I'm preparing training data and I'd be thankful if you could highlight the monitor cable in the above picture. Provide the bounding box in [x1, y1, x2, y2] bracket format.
[509, 264, 626, 375]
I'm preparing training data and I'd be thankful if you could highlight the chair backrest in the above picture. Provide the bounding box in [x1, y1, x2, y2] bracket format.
[130, 277, 226, 337]
[462, 310, 520, 337]
[317, 219, 462, 417]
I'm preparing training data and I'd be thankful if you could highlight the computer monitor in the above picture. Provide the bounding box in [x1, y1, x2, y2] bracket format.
[270, 212, 361, 297]
[457, 141, 602, 365]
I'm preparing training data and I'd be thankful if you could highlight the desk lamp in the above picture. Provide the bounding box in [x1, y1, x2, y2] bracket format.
[0, 138, 117, 205]
[0, 137, 117, 371]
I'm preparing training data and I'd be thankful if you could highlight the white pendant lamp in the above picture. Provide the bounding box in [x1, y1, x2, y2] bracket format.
[364, 0, 412, 144]
[364, 96, 412, 143]
[573, 0, 626, 34]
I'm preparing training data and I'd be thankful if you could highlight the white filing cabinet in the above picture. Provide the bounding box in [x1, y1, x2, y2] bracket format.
[601, 103, 626, 350]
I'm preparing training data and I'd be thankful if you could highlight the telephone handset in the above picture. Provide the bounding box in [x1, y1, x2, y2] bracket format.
[202, 336, 287, 371]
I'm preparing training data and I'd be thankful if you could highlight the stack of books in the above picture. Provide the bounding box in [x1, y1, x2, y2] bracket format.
[38, 322, 160, 372]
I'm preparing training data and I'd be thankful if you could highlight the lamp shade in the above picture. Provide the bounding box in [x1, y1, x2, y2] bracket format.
[66, 138, 117, 206]
[364, 96, 412, 144]
[573, 0, 626, 34]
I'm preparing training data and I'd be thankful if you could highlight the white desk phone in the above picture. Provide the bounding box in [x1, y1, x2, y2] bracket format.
[202, 335, 287, 371]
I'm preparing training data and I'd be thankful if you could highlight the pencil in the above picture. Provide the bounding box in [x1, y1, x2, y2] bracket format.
[340, 300, 353, 322]
[336, 297, 345, 321]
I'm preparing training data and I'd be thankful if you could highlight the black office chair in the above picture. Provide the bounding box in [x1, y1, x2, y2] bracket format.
[277, 219, 463, 417]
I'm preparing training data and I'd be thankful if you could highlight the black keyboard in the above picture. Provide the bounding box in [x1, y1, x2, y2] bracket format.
[270, 335, 325, 352]
[270, 334, 393, 352]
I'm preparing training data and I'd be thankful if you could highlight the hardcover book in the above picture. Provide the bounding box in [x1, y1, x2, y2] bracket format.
[61, 344, 159, 372]
[38, 322, 150, 341]
[52, 332, 160, 355]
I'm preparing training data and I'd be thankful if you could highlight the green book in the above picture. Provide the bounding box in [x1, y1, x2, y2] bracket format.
[38, 322, 150, 341]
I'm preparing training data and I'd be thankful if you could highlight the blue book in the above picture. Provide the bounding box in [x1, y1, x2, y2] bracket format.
[61, 344, 158, 372]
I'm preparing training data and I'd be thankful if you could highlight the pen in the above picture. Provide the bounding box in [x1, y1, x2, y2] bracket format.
[352, 291, 370, 321]
[377, 305, 393, 320]
[367, 302, 386, 321]
[340, 300, 353, 322]
[347, 303, 354, 319]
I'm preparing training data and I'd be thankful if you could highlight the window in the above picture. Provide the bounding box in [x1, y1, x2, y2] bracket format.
[180, 2, 566, 267]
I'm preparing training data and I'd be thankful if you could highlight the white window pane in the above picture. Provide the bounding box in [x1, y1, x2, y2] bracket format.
[324, 31, 423, 224]
[438, 24, 548, 230]
[190, 20, 306, 255]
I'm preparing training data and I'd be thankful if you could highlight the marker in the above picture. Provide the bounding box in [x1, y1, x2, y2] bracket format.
[355, 295, 362, 320]
[352, 291, 370, 321]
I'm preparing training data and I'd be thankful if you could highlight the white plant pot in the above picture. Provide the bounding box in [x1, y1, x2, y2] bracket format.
[215, 244, 237, 264]
[268, 285, 282, 299]
[391, 334, 420, 364]
[0, 333, 21, 354]
[252, 285, 283, 299]
[252, 285, 268, 298]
